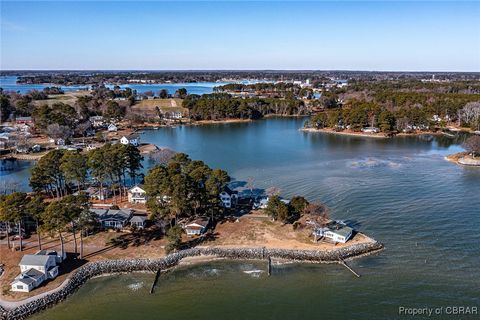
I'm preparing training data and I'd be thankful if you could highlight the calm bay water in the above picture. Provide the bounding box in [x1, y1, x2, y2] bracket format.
[0, 76, 225, 94]
[9, 118, 480, 319]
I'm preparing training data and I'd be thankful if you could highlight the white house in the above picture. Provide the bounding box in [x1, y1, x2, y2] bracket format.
[163, 111, 183, 120]
[183, 218, 210, 236]
[120, 134, 140, 147]
[11, 252, 60, 292]
[253, 196, 269, 209]
[219, 187, 238, 208]
[10, 269, 45, 292]
[313, 222, 353, 244]
[361, 127, 380, 133]
[108, 123, 118, 132]
[89, 116, 105, 128]
[128, 185, 147, 204]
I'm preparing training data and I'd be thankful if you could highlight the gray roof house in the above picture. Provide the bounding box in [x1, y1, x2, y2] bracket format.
[313, 221, 354, 244]
[130, 215, 148, 229]
[92, 208, 133, 229]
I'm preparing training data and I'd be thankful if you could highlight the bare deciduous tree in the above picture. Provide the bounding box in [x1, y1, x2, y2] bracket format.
[148, 148, 176, 164]
[246, 177, 255, 197]
[458, 102, 480, 130]
[463, 135, 480, 158]
[266, 186, 281, 197]
[303, 203, 330, 226]
[47, 123, 73, 141]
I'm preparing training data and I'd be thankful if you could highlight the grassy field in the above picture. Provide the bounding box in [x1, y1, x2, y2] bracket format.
[32, 91, 90, 107]
[130, 98, 186, 117]
[132, 98, 184, 111]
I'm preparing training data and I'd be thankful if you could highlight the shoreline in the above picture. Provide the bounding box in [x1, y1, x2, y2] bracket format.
[0, 243, 383, 319]
[193, 118, 253, 125]
[300, 127, 447, 139]
[300, 127, 389, 139]
[445, 152, 480, 166]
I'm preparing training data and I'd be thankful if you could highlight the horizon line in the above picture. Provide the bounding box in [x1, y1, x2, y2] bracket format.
[2, 69, 480, 74]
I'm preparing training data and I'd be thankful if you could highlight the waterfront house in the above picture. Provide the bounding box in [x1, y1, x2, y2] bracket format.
[253, 196, 269, 209]
[11, 251, 60, 292]
[361, 127, 380, 133]
[85, 187, 112, 201]
[48, 137, 65, 145]
[183, 217, 210, 236]
[128, 185, 147, 204]
[93, 208, 133, 229]
[10, 268, 45, 292]
[89, 116, 105, 128]
[120, 134, 140, 147]
[219, 186, 238, 208]
[313, 221, 353, 244]
[162, 111, 183, 120]
[15, 145, 29, 154]
[108, 123, 118, 132]
[15, 116, 33, 126]
[130, 215, 147, 229]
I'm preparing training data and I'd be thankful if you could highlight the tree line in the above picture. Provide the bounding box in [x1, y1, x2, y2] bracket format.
[30, 143, 143, 199]
[306, 99, 480, 132]
[0, 192, 96, 259]
[144, 153, 230, 225]
[183, 93, 309, 120]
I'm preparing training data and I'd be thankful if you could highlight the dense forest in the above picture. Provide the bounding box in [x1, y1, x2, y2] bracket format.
[306, 83, 480, 132]
[183, 93, 309, 120]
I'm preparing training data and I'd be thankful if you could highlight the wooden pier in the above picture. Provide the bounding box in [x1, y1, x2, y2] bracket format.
[339, 260, 360, 278]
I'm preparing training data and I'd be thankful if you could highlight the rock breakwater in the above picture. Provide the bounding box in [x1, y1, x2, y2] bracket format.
[1, 241, 383, 320]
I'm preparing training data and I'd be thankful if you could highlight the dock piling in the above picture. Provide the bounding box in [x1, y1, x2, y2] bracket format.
[267, 257, 272, 276]
[150, 269, 161, 294]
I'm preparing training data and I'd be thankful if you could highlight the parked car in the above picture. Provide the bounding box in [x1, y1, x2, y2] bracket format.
[11, 234, 29, 241]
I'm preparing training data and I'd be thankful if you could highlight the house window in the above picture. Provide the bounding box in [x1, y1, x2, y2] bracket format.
[17, 285, 23, 290]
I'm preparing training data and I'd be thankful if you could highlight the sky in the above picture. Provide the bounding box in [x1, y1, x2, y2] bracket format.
[1, 1, 479, 71]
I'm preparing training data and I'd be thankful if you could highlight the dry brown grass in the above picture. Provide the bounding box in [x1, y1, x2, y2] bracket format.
[130, 99, 185, 118]
[0, 210, 374, 301]
[210, 211, 373, 251]
[0, 231, 167, 301]
[32, 91, 91, 107]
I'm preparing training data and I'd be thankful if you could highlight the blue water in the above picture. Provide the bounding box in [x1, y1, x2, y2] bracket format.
[0, 76, 225, 95]
[5, 115, 480, 320]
